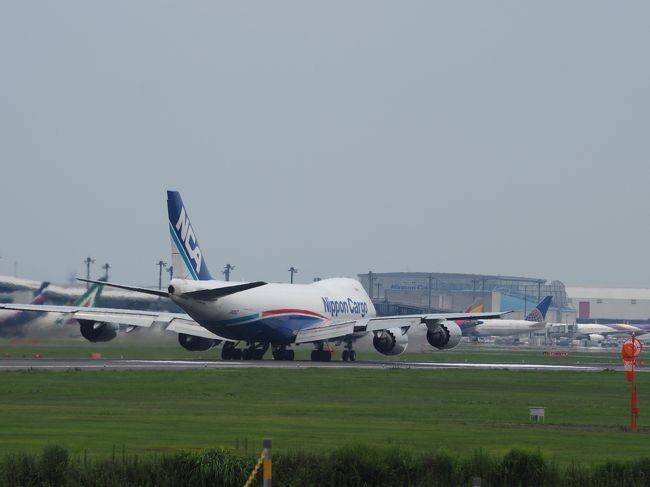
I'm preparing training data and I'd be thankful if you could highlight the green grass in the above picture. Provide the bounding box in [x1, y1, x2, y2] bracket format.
[0, 367, 647, 465]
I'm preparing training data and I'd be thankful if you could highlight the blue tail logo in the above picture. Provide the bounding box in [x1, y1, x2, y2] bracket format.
[525, 296, 552, 322]
[167, 191, 212, 280]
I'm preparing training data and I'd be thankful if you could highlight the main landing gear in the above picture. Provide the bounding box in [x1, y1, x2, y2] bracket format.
[221, 342, 242, 360]
[311, 343, 337, 362]
[222, 342, 269, 360]
[242, 342, 269, 360]
[340, 341, 357, 362]
[311, 349, 332, 361]
[272, 347, 295, 361]
[341, 349, 357, 362]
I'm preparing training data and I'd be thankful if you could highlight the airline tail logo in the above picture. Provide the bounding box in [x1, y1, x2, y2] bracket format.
[175, 207, 203, 273]
[167, 191, 212, 280]
[526, 308, 544, 323]
[525, 296, 552, 322]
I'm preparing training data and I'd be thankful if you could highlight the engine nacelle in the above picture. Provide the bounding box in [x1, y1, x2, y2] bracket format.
[79, 320, 118, 343]
[588, 334, 605, 342]
[426, 320, 462, 350]
[177, 333, 221, 352]
[373, 328, 409, 355]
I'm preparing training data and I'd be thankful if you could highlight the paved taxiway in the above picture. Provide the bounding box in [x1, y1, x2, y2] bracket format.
[0, 358, 629, 372]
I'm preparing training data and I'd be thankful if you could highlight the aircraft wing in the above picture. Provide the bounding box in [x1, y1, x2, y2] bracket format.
[0, 303, 227, 341]
[294, 311, 507, 344]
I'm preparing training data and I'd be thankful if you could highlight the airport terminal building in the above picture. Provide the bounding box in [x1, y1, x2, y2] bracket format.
[566, 287, 650, 324]
[358, 272, 577, 324]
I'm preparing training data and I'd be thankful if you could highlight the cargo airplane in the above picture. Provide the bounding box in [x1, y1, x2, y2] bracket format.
[0, 191, 508, 361]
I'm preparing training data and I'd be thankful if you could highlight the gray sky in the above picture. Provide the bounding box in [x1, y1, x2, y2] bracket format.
[1, 2, 649, 288]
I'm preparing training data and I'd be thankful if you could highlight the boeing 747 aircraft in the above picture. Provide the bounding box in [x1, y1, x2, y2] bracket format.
[0, 191, 507, 361]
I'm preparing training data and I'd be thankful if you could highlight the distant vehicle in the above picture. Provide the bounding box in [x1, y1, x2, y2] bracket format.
[0, 282, 50, 336]
[461, 296, 553, 337]
[0, 191, 507, 361]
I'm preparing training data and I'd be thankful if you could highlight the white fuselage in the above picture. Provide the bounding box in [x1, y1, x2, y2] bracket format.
[575, 323, 642, 337]
[473, 319, 546, 337]
[169, 277, 376, 344]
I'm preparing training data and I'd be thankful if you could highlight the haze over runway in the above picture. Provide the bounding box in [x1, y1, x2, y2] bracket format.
[2, 2, 649, 288]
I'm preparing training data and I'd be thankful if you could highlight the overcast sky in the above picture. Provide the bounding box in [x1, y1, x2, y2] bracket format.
[1, 2, 649, 288]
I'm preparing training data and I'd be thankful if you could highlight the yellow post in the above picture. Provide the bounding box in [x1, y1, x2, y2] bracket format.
[263, 438, 272, 487]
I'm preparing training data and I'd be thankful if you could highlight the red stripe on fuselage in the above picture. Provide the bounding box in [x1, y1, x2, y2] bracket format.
[262, 309, 327, 320]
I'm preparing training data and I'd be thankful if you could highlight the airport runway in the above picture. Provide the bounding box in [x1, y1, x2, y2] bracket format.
[0, 357, 627, 372]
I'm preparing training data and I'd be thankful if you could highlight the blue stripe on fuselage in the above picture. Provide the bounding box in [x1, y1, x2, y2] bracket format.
[213, 313, 260, 326]
[204, 314, 324, 344]
[169, 223, 198, 280]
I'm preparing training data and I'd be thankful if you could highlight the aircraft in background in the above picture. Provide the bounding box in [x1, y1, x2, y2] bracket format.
[0, 282, 50, 336]
[461, 296, 553, 337]
[55, 278, 106, 328]
[0, 191, 507, 361]
[454, 301, 484, 326]
[571, 323, 645, 343]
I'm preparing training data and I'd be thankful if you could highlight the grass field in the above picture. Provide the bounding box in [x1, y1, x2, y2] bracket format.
[0, 363, 648, 464]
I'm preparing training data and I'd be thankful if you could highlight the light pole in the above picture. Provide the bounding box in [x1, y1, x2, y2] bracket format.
[223, 263, 235, 282]
[288, 266, 298, 284]
[167, 265, 174, 281]
[156, 260, 167, 290]
[83, 257, 95, 288]
[101, 263, 111, 280]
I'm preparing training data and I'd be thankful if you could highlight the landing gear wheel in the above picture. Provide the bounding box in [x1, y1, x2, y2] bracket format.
[272, 348, 294, 361]
[311, 350, 332, 362]
[349, 350, 356, 362]
[222, 342, 237, 361]
[242, 349, 252, 360]
[342, 350, 350, 361]
[232, 348, 242, 360]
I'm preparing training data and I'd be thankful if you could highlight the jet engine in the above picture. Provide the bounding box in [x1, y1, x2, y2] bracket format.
[588, 334, 605, 342]
[79, 320, 119, 343]
[373, 328, 409, 355]
[177, 333, 221, 351]
[426, 320, 462, 350]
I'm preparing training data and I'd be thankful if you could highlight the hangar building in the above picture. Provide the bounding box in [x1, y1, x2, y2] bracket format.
[358, 272, 576, 324]
[566, 287, 650, 324]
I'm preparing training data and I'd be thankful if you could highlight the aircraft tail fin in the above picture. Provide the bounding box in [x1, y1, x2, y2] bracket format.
[167, 191, 213, 281]
[30, 282, 50, 305]
[455, 301, 484, 326]
[525, 296, 553, 322]
[74, 278, 106, 308]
